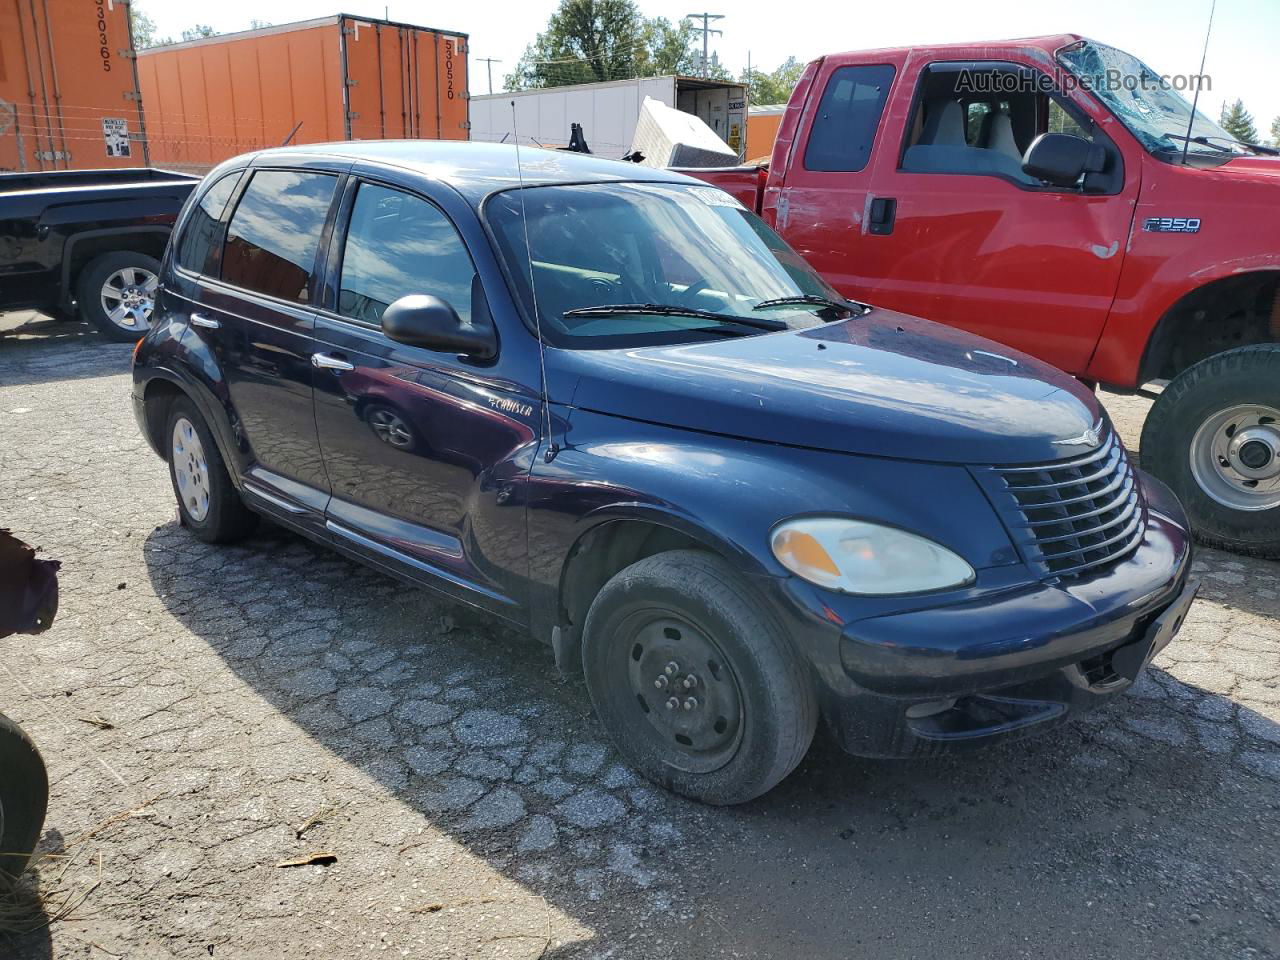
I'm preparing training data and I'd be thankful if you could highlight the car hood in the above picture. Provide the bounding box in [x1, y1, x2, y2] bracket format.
[548, 308, 1104, 465]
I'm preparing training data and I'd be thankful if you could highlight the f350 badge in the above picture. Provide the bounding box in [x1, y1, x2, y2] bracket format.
[1143, 216, 1201, 233]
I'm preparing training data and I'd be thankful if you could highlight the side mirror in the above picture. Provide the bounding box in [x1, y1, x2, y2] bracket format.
[382, 295, 496, 360]
[1022, 133, 1107, 188]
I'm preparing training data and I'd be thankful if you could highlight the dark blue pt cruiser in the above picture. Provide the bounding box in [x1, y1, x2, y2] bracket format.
[132, 142, 1197, 804]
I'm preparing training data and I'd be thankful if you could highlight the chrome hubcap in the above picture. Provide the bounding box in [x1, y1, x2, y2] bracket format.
[1189, 403, 1280, 511]
[100, 266, 158, 331]
[172, 417, 211, 522]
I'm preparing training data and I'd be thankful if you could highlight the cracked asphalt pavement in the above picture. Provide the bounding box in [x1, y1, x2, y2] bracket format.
[1, 312, 1277, 960]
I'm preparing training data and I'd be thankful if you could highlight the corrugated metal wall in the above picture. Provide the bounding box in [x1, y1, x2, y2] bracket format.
[136, 16, 468, 174]
[0, 0, 149, 172]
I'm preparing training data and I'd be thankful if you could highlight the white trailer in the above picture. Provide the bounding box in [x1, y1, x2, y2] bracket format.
[469, 75, 748, 160]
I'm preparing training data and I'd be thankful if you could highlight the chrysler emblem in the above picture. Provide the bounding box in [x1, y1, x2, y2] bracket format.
[1053, 421, 1103, 447]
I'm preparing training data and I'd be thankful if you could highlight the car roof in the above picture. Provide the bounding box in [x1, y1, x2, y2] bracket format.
[246, 140, 700, 203]
[824, 33, 1083, 64]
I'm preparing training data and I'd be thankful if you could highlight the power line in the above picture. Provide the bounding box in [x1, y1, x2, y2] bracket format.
[477, 57, 502, 95]
[685, 12, 723, 78]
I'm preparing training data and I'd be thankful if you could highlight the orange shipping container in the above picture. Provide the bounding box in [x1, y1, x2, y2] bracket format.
[135, 15, 469, 174]
[0, 0, 150, 172]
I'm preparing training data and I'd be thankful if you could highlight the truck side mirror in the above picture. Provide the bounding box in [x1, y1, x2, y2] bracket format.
[1022, 133, 1107, 188]
[383, 295, 496, 360]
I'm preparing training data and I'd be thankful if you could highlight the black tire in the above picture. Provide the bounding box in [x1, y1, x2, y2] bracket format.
[76, 251, 161, 342]
[581, 549, 817, 805]
[165, 396, 258, 544]
[0, 713, 49, 884]
[1141, 344, 1280, 558]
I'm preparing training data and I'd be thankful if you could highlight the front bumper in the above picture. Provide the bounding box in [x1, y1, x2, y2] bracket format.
[766, 472, 1195, 758]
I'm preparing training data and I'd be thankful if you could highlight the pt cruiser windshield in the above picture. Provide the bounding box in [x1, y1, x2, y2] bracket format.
[486, 181, 850, 348]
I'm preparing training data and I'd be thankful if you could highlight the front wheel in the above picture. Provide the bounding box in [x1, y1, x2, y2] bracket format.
[0, 713, 49, 884]
[1142, 344, 1280, 558]
[77, 251, 161, 342]
[581, 550, 817, 805]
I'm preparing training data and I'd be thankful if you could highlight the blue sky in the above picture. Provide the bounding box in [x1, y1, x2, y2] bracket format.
[145, 0, 1279, 137]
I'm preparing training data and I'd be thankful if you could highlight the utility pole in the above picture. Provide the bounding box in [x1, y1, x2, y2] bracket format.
[477, 57, 502, 95]
[685, 12, 723, 78]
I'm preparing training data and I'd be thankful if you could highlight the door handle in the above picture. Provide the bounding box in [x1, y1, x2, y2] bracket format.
[868, 196, 897, 236]
[190, 312, 220, 329]
[311, 352, 354, 371]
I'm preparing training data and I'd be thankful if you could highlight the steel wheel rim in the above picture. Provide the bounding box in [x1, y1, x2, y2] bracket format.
[100, 266, 158, 332]
[368, 408, 414, 448]
[1189, 403, 1280, 511]
[619, 610, 744, 774]
[172, 417, 211, 522]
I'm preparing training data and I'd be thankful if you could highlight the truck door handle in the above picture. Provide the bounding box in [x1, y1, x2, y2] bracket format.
[311, 352, 354, 371]
[868, 196, 897, 236]
[190, 312, 220, 329]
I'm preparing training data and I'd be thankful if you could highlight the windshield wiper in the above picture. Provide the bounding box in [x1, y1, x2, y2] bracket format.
[1192, 134, 1280, 157]
[752, 294, 867, 319]
[563, 303, 787, 332]
[1161, 133, 1233, 155]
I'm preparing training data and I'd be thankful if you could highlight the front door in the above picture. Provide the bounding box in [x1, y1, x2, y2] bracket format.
[310, 178, 537, 617]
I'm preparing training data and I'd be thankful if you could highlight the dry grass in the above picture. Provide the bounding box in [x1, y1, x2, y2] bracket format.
[0, 796, 158, 938]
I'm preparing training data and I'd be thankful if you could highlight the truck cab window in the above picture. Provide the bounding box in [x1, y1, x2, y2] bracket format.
[901, 63, 1105, 189]
[803, 65, 896, 172]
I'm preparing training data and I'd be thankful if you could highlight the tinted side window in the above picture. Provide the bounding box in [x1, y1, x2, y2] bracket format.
[176, 171, 241, 275]
[337, 182, 474, 326]
[221, 170, 337, 303]
[803, 65, 896, 172]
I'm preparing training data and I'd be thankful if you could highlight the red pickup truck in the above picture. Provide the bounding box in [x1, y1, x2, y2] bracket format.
[689, 34, 1280, 558]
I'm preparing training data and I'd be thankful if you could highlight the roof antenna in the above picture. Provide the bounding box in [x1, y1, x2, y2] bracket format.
[511, 101, 558, 463]
[1181, 0, 1216, 166]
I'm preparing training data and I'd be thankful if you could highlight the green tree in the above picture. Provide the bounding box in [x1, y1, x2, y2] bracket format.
[129, 4, 167, 48]
[1219, 98, 1259, 143]
[742, 56, 804, 105]
[181, 24, 218, 41]
[505, 0, 696, 90]
[1271, 115, 1280, 148]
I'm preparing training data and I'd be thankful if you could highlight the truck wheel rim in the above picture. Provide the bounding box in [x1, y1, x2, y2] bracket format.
[100, 267, 158, 332]
[368, 408, 414, 448]
[620, 610, 744, 774]
[1189, 403, 1280, 511]
[172, 418, 211, 522]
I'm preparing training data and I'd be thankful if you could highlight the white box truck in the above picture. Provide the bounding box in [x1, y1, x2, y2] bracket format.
[469, 75, 748, 160]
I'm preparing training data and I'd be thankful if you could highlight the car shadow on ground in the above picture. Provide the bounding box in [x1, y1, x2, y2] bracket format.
[128, 517, 1280, 959]
[0, 319, 131, 388]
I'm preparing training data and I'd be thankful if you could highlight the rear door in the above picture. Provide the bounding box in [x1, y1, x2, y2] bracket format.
[309, 175, 537, 618]
[180, 163, 345, 527]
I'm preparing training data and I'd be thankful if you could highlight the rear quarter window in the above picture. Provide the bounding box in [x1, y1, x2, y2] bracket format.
[176, 171, 242, 276]
[220, 169, 337, 304]
[803, 64, 896, 172]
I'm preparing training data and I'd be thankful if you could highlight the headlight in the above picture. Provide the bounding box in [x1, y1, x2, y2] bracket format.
[770, 518, 975, 595]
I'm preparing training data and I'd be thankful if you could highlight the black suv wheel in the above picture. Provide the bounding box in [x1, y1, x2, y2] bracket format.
[582, 550, 817, 805]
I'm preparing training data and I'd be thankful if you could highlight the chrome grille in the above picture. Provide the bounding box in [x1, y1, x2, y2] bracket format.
[974, 430, 1147, 579]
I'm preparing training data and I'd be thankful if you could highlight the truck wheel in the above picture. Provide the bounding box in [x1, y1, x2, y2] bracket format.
[0, 712, 49, 884]
[581, 549, 817, 805]
[1142, 344, 1280, 558]
[77, 251, 161, 342]
[166, 397, 258, 544]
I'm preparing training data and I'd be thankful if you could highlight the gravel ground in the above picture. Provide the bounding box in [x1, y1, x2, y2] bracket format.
[1, 311, 1277, 960]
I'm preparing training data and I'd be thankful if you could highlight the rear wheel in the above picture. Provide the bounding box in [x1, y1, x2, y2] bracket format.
[581, 550, 817, 805]
[0, 713, 48, 884]
[165, 397, 258, 544]
[77, 251, 160, 342]
[1142, 344, 1280, 557]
